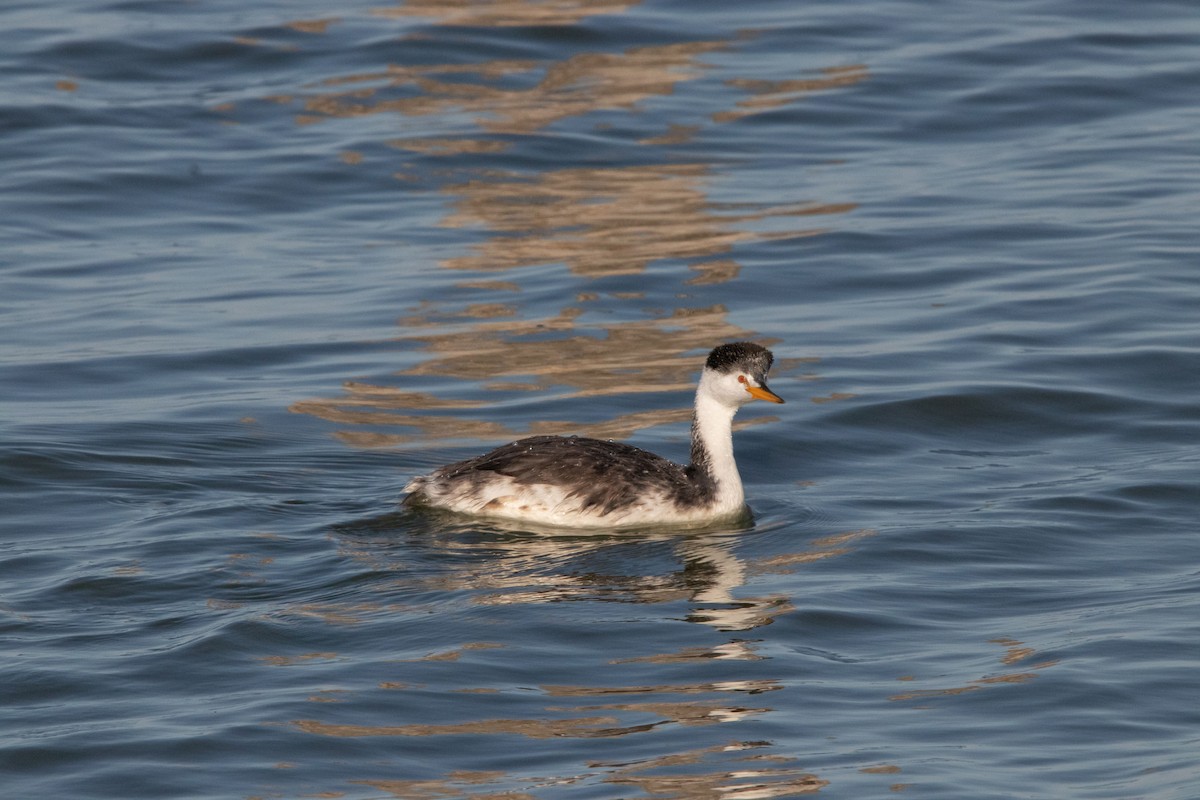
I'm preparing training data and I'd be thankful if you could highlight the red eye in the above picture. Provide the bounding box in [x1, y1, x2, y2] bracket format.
[737, 375, 747, 383]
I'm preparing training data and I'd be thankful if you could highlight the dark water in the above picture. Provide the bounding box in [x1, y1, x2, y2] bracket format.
[3, 0, 1198, 797]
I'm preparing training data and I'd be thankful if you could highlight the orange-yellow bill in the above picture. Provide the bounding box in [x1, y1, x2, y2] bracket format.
[745, 384, 784, 404]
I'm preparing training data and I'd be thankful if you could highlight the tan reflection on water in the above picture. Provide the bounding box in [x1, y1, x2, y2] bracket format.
[751, 528, 877, 572]
[294, 715, 636, 739]
[259, 652, 338, 666]
[715, 65, 868, 123]
[296, 39, 729, 134]
[285, 17, 338, 34]
[601, 747, 830, 799]
[372, 0, 639, 28]
[349, 772, 522, 800]
[296, 682, 769, 739]
[270, 602, 395, 625]
[439, 164, 851, 276]
[540, 679, 782, 697]
[296, 687, 824, 795]
[388, 136, 512, 155]
[399, 306, 758, 387]
[344, 741, 827, 799]
[612, 640, 767, 663]
[276, 18, 860, 442]
[299, 516, 869, 795]
[889, 637, 1060, 703]
[291, 305, 789, 446]
[290, 33, 866, 144]
[400, 641, 505, 662]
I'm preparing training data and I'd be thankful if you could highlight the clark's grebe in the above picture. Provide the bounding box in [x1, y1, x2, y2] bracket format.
[402, 342, 783, 527]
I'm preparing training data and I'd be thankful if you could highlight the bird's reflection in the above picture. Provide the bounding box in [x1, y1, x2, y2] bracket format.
[331, 509, 858, 632]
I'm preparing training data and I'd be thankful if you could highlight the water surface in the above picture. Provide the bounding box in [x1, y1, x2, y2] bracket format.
[3, 0, 1199, 798]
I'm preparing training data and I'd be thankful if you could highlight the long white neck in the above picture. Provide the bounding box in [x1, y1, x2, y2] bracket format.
[689, 375, 744, 512]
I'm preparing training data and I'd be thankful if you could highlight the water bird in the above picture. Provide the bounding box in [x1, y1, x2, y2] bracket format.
[403, 342, 784, 527]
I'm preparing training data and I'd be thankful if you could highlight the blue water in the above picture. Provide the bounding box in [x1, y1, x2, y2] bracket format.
[3, 0, 1199, 798]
